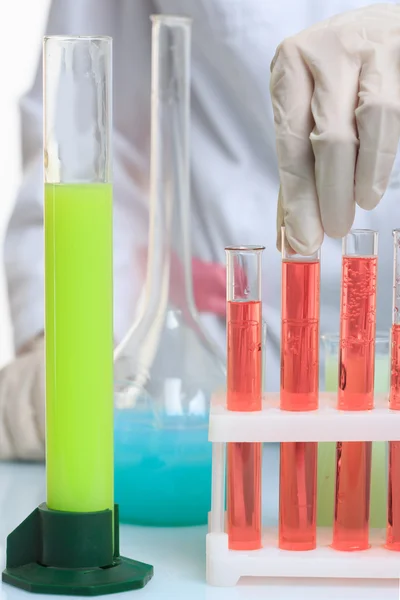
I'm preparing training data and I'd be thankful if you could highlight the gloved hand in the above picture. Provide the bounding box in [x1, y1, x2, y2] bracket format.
[0, 335, 45, 460]
[270, 3, 400, 254]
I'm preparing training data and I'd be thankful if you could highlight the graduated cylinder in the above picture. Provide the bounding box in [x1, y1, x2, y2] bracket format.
[226, 246, 264, 551]
[44, 36, 114, 513]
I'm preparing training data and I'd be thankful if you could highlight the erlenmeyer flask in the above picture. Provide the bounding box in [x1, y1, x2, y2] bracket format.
[113, 15, 225, 526]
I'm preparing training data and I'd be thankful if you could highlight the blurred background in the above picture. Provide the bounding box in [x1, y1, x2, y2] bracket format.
[0, 0, 50, 367]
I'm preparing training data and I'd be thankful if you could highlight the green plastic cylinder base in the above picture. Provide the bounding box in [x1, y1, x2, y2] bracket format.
[2, 504, 153, 596]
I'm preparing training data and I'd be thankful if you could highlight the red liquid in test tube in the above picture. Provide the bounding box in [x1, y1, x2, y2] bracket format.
[279, 442, 317, 550]
[387, 441, 400, 550]
[338, 256, 377, 411]
[390, 323, 400, 410]
[333, 441, 372, 551]
[387, 229, 400, 551]
[280, 259, 320, 411]
[227, 440, 262, 550]
[225, 246, 264, 551]
[333, 230, 378, 552]
[227, 301, 262, 412]
[279, 232, 320, 551]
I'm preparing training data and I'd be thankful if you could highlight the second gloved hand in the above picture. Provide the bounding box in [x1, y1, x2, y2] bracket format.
[270, 4, 400, 254]
[0, 335, 45, 460]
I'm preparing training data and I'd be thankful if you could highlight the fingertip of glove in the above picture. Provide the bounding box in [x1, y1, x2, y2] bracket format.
[321, 215, 353, 240]
[284, 226, 323, 257]
[355, 185, 382, 212]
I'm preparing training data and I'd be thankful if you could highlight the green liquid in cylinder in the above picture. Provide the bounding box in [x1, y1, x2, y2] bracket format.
[45, 183, 114, 513]
[318, 354, 388, 528]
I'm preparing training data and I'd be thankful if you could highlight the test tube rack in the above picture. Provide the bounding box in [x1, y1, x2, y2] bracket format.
[206, 391, 400, 587]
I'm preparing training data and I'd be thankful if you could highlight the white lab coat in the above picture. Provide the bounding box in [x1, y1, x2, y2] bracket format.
[5, 0, 400, 393]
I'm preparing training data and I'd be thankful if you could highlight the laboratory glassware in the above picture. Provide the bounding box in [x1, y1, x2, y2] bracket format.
[279, 229, 319, 550]
[338, 230, 378, 411]
[319, 332, 389, 529]
[226, 245, 264, 550]
[44, 35, 114, 514]
[113, 16, 225, 526]
[332, 229, 378, 551]
[387, 229, 400, 550]
[2, 35, 152, 595]
[280, 229, 320, 411]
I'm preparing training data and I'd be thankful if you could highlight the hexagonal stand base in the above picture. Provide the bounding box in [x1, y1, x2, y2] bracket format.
[3, 556, 153, 596]
[2, 503, 153, 596]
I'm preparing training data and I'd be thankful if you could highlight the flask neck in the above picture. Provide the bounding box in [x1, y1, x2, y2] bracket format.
[140, 17, 197, 321]
[113, 17, 226, 398]
[141, 174, 197, 320]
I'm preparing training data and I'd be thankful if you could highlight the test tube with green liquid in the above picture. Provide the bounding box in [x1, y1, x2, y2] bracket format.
[44, 36, 113, 513]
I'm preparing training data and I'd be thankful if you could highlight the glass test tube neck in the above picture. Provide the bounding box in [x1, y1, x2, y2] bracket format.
[281, 226, 320, 261]
[43, 36, 112, 185]
[393, 229, 400, 325]
[225, 245, 265, 302]
[342, 229, 378, 257]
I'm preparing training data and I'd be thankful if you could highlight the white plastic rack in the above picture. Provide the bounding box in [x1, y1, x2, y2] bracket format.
[206, 391, 400, 587]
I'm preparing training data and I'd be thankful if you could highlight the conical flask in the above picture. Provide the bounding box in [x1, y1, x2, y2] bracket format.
[113, 15, 225, 526]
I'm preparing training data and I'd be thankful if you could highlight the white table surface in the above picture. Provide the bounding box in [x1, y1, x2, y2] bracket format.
[1, 458, 399, 600]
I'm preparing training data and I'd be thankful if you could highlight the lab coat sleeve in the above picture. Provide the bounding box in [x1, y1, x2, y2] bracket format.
[4, 0, 152, 351]
[0, 0, 152, 460]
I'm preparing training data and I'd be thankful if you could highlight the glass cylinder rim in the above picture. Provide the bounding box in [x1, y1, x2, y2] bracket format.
[44, 35, 112, 43]
[225, 245, 265, 252]
[150, 14, 192, 25]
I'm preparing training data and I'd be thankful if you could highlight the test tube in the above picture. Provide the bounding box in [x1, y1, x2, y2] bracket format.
[332, 229, 378, 551]
[226, 245, 264, 550]
[280, 228, 320, 411]
[279, 229, 319, 550]
[338, 229, 378, 411]
[389, 229, 400, 410]
[44, 37, 114, 513]
[387, 229, 400, 550]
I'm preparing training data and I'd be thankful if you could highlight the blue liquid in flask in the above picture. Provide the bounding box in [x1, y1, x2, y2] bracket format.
[114, 404, 212, 526]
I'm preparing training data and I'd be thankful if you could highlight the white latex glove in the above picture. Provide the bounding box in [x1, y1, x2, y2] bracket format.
[270, 3, 400, 254]
[0, 335, 45, 460]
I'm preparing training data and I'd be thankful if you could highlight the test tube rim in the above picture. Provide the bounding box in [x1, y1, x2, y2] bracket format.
[43, 35, 112, 43]
[150, 14, 193, 25]
[348, 228, 378, 235]
[280, 226, 320, 260]
[342, 228, 378, 257]
[225, 245, 265, 252]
